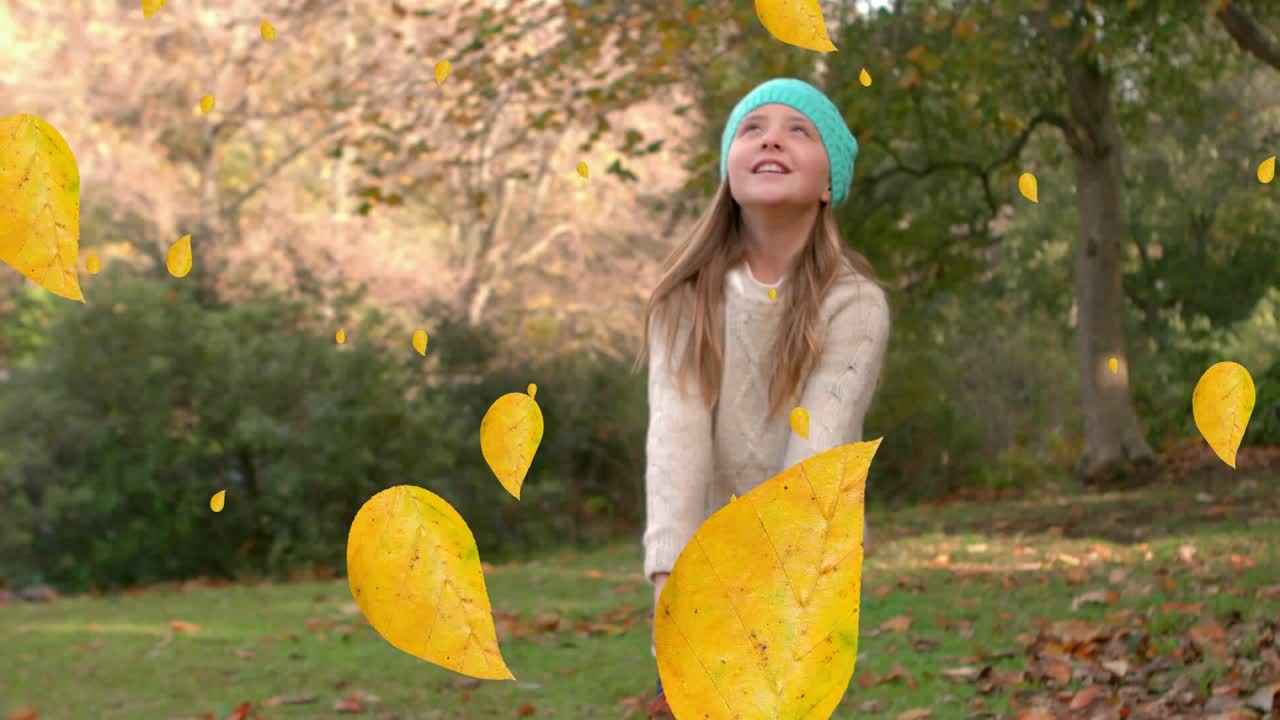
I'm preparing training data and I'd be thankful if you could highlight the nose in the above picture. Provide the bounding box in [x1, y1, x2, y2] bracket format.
[759, 124, 784, 150]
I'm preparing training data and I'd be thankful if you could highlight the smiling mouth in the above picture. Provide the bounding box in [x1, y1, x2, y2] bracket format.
[752, 160, 791, 174]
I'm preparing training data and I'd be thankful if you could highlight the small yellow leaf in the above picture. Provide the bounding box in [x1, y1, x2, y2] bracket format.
[260, 20, 277, 41]
[210, 490, 226, 512]
[768, 288, 777, 302]
[790, 406, 809, 439]
[577, 161, 589, 178]
[480, 388, 544, 500]
[434, 60, 451, 86]
[754, 0, 838, 52]
[141, 0, 166, 19]
[199, 95, 215, 115]
[656, 440, 880, 719]
[0, 114, 84, 302]
[1018, 172, 1038, 203]
[336, 328, 346, 344]
[86, 252, 101, 275]
[412, 329, 428, 356]
[1258, 156, 1276, 184]
[1108, 357, 1118, 373]
[346, 485, 515, 680]
[859, 68, 872, 87]
[166, 234, 192, 277]
[1192, 362, 1255, 469]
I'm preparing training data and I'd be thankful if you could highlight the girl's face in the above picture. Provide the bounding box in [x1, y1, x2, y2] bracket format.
[726, 104, 831, 209]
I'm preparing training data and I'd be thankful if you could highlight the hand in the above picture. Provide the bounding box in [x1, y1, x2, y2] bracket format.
[652, 572, 669, 611]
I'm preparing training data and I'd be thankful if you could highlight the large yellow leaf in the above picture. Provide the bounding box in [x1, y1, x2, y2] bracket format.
[480, 384, 543, 500]
[655, 439, 880, 719]
[1192, 362, 1255, 469]
[0, 114, 84, 302]
[346, 485, 515, 680]
[754, 0, 837, 53]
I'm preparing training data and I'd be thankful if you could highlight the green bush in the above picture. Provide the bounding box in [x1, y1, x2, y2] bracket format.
[0, 269, 470, 591]
[0, 269, 655, 592]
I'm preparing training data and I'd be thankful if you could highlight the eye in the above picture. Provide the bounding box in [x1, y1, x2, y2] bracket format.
[741, 122, 760, 133]
[792, 125, 810, 135]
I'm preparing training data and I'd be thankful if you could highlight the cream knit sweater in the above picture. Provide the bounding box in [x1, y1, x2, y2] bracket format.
[642, 259, 891, 585]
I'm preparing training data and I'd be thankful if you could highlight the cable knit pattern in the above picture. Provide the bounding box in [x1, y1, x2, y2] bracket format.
[642, 260, 890, 584]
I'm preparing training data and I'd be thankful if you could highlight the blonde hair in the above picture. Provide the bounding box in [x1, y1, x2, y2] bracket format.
[633, 180, 886, 419]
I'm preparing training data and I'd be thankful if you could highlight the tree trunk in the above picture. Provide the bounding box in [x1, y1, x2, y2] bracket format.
[1062, 59, 1155, 480]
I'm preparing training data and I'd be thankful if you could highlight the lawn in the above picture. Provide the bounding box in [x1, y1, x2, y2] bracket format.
[5, 455, 1279, 720]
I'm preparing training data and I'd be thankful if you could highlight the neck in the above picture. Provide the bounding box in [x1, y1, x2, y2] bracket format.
[739, 204, 820, 284]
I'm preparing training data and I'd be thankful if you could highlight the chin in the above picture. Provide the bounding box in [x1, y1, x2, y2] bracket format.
[734, 191, 810, 209]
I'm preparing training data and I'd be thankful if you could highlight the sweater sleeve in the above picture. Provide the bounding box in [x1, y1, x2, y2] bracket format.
[642, 308, 715, 585]
[780, 277, 891, 475]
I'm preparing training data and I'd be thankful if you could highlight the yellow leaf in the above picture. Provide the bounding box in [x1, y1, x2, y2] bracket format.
[480, 387, 544, 500]
[346, 485, 515, 680]
[336, 328, 346, 344]
[1192, 362, 1255, 469]
[199, 95, 215, 115]
[166, 234, 192, 277]
[86, 251, 101, 275]
[768, 288, 777, 302]
[434, 60, 451, 86]
[1050, 13, 1071, 29]
[412, 329, 428, 356]
[1018, 172, 1038, 203]
[210, 490, 226, 512]
[577, 161, 589, 178]
[753, 0, 838, 53]
[789, 406, 809, 439]
[858, 68, 872, 87]
[260, 20, 277, 41]
[1258, 156, 1275, 184]
[141, 0, 166, 19]
[655, 440, 880, 719]
[0, 114, 84, 302]
[1108, 357, 1118, 374]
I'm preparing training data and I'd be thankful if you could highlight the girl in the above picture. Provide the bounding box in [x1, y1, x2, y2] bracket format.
[635, 78, 891, 715]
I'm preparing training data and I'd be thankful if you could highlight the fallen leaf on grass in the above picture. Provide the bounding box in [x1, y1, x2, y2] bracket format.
[881, 615, 913, 632]
[169, 620, 200, 633]
[1069, 685, 1107, 710]
[1245, 683, 1280, 712]
[263, 696, 318, 706]
[1070, 589, 1119, 611]
[516, 704, 536, 716]
[897, 709, 932, 720]
[940, 665, 989, 682]
[333, 695, 365, 713]
[7, 705, 38, 720]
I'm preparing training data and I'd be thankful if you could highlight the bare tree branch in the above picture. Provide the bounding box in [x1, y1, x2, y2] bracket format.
[865, 111, 1071, 216]
[1214, 0, 1280, 70]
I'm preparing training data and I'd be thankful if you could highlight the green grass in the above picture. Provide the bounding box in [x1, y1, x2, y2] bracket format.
[4, 467, 1278, 719]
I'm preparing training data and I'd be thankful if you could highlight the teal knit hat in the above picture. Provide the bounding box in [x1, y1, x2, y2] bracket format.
[719, 78, 858, 207]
